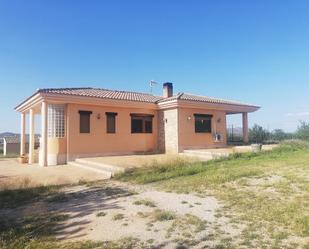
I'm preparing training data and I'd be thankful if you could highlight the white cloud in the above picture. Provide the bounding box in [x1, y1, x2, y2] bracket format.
[285, 112, 309, 117]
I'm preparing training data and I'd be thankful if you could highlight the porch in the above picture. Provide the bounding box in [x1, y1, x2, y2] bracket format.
[18, 102, 65, 167]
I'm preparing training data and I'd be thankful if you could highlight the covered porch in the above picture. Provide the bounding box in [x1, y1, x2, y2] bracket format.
[226, 112, 250, 144]
[17, 100, 66, 167]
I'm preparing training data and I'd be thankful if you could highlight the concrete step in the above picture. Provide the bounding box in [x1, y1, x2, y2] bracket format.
[68, 161, 117, 178]
[180, 152, 213, 161]
[182, 150, 230, 161]
[183, 150, 213, 156]
[75, 158, 124, 173]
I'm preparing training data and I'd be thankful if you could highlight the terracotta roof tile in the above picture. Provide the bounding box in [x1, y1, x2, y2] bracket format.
[39, 88, 163, 103]
[36, 87, 258, 107]
[157, 92, 258, 107]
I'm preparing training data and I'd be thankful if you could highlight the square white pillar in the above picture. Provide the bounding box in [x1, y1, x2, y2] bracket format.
[20, 113, 26, 156]
[40, 102, 48, 166]
[28, 109, 35, 164]
[242, 112, 249, 143]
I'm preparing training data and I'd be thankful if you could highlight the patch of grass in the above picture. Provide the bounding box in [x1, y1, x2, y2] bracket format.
[0, 212, 69, 249]
[153, 209, 176, 221]
[166, 214, 207, 240]
[46, 192, 68, 203]
[137, 211, 149, 218]
[185, 214, 207, 232]
[146, 238, 154, 244]
[116, 151, 264, 185]
[112, 213, 125, 221]
[96, 211, 107, 217]
[115, 156, 205, 184]
[117, 141, 309, 247]
[0, 184, 61, 208]
[133, 199, 156, 207]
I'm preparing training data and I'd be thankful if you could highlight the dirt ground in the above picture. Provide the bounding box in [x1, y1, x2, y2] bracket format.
[0, 158, 108, 187]
[0, 180, 241, 248]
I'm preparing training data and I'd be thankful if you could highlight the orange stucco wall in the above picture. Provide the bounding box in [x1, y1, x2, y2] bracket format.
[66, 103, 158, 159]
[178, 107, 227, 151]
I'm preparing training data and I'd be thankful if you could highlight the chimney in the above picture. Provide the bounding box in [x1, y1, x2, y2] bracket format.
[163, 82, 173, 98]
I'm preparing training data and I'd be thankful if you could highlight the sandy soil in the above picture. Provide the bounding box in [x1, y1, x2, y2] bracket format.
[0, 180, 242, 248]
[0, 158, 108, 187]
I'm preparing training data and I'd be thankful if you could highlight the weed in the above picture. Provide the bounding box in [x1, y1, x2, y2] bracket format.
[112, 213, 125, 221]
[96, 212, 107, 217]
[133, 199, 156, 207]
[153, 209, 176, 221]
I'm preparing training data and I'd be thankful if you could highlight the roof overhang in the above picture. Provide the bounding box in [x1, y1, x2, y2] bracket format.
[15, 92, 44, 113]
[157, 99, 260, 113]
[15, 92, 159, 113]
[15, 90, 260, 114]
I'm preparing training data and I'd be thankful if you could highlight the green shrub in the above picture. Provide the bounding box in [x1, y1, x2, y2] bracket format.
[274, 140, 309, 152]
[249, 124, 270, 144]
[153, 210, 176, 221]
[296, 121, 309, 141]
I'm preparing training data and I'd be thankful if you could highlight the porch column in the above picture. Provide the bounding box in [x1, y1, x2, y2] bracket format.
[20, 112, 26, 156]
[28, 108, 35, 164]
[242, 112, 249, 143]
[40, 102, 48, 166]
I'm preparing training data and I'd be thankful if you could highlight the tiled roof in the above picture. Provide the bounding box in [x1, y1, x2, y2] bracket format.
[158, 93, 258, 107]
[37, 87, 257, 107]
[39, 88, 162, 103]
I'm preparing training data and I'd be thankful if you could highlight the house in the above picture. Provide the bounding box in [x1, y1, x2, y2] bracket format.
[2, 135, 40, 156]
[15, 83, 259, 166]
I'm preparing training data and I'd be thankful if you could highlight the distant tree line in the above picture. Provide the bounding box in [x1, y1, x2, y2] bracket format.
[228, 121, 309, 144]
[249, 121, 309, 144]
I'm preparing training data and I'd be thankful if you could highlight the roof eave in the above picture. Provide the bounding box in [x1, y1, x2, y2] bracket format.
[15, 92, 45, 113]
[158, 99, 260, 112]
[38, 92, 159, 109]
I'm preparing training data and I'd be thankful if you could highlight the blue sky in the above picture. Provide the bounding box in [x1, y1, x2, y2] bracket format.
[0, 0, 309, 133]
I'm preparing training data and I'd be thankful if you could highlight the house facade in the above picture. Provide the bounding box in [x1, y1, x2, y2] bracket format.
[15, 83, 259, 166]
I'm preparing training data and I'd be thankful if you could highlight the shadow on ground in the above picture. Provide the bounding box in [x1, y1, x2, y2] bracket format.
[0, 184, 135, 246]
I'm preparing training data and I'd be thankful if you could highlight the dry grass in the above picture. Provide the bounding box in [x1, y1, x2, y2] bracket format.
[117, 141, 309, 248]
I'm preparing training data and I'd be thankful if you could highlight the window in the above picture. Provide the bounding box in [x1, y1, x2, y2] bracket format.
[79, 110, 92, 133]
[194, 114, 212, 133]
[48, 104, 65, 138]
[131, 114, 154, 133]
[106, 112, 117, 133]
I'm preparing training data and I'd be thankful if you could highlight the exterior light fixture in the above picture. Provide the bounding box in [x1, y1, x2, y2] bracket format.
[97, 113, 101, 120]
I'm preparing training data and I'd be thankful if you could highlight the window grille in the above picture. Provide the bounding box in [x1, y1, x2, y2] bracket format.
[48, 104, 65, 138]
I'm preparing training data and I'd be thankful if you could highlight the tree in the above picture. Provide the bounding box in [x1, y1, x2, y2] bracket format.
[249, 124, 270, 144]
[271, 129, 288, 141]
[296, 121, 309, 141]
